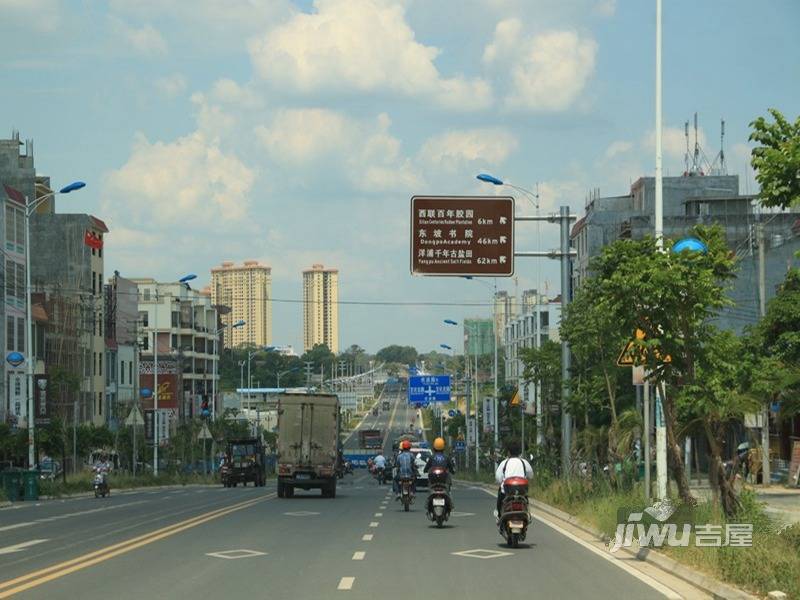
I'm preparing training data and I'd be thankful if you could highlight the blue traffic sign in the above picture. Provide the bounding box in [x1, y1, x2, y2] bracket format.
[454, 440, 466, 452]
[448, 409, 456, 417]
[408, 375, 451, 405]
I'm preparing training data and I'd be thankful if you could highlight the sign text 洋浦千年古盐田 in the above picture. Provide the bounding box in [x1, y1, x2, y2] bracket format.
[410, 196, 514, 276]
[408, 375, 451, 404]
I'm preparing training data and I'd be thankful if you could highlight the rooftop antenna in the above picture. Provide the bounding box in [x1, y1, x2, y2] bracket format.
[684, 120, 691, 174]
[693, 112, 701, 174]
[709, 119, 727, 175]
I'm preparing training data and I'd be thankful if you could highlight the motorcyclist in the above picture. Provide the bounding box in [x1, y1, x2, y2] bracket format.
[373, 451, 387, 483]
[424, 437, 456, 490]
[494, 440, 533, 521]
[93, 453, 111, 488]
[393, 440, 416, 499]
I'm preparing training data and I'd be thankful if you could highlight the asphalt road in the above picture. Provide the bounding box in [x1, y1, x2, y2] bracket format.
[0, 391, 706, 599]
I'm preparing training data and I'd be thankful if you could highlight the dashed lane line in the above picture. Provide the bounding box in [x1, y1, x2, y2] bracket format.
[369, 522, 379, 528]
[362, 535, 373, 541]
[337, 577, 355, 591]
[352, 552, 365, 561]
[374, 513, 383, 517]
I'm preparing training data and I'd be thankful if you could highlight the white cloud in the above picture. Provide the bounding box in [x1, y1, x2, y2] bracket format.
[604, 140, 633, 159]
[594, 0, 616, 17]
[113, 20, 169, 56]
[255, 108, 421, 192]
[643, 125, 708, 161]
[155, 74, 187, 98]
[484, 20, 597, 111]
[104, 131, 255, 229]
[418, 128, 518, 172]
[208, 78, 263, 109]
[248, 0, 491, 110]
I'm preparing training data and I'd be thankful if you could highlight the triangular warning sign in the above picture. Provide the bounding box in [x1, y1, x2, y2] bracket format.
[616, 341, 637, 367]
[510, 389, 521, 406]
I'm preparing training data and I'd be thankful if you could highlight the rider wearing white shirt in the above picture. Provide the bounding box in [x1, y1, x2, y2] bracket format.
[373, 453, 387, 469]
[494, 441, 533, 517]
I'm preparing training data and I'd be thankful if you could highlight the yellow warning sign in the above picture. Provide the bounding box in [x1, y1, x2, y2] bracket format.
[617, 329, 671, 367]
[510, 389, 521, 406]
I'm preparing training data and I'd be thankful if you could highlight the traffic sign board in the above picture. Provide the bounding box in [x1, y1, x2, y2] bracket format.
[408, 375, 451, 404]
[198, 423, 213, 440]
[448, 409, 456, 417]
[125, 406, 145, 426]
[454, 440, 466, 452]
[617, 329, 671, 367]
[410, 196, 514, 277]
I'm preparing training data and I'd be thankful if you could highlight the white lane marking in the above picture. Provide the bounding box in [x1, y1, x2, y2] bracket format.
[0, 522, 35, 532]
[374, 512, 383, 517]
[206, 549, 267, 560]
[0, 539, 49, 555]
[472, 486, 681, 599]
[33, 501, 148, 524]
[452, 548, 513, 559]
[369, 521, 379, 527]
[362, 534, 373, 541]
[352, 551, 365, 560]
[337, 577, 355, 590]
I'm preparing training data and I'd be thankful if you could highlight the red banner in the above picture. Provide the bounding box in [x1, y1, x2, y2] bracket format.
[84, 230, 103, 249]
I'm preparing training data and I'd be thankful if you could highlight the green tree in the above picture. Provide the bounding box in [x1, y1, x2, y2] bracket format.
[749, 109, 800, 209]
[301, 344, 336, 371]
[587, 225, 737, 503]
[520, 340, 561, 453]
[678, 329, 758, 515]
[376, 345, 418, 365]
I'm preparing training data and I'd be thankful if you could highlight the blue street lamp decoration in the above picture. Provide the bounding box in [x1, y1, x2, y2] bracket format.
[233, 320, 246, 328]
[672, 237, 708, 254]
[59, 181, 86, 194]
[6, 352, 24, 368]
[179, 274, 197, 283]
[440, 344, 452, 351]
[443, 319, 458, 326]
[140, 387, 153, 398]
[476, 173, 504, 186]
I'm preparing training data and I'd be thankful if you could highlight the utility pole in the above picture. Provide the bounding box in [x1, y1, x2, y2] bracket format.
[653, 0, 668, 501]
[559, 206, 572, 476]
[305, 361, 313, 392]
[644, 380, 651, 502]
[153, 286, 159, 476]
[492, 281, 499, 459]
[757, 222, 770, 486]
[475, 353, 479, 474]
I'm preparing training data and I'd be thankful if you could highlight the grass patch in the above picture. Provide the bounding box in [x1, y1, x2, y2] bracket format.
[530, 478, 800, 599]
[39, 472, 219, 498]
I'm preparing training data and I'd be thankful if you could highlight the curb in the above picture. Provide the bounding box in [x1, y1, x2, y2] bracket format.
[458, 480, 758, 600]
[36, 483, 221, 501]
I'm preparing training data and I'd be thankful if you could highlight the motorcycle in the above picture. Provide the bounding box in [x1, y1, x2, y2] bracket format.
[375, 466, 387, 485]
[425, 466, 452, 528]
[93, 469, 110, 498]
[498, 476, 529, 548]
[399, 477, 415, 512]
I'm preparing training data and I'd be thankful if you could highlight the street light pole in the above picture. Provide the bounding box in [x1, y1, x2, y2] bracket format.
[153, 286, 159, 476]
[23, 182, 85, 469]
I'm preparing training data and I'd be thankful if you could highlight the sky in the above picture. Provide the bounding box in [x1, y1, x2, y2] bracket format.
[2, 0, 799, 354]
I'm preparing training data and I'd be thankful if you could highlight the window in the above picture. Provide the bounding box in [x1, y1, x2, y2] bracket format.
[15, 263, 24, 304]
[171, 312, 179, 328]
[5, 206, 14, 244]
[92, 272, 96, 295]
[142, 336, 149, 351]
[138, 311, 148, 327]
[98, 392, 103, 416]
[93, 352, 97, 376]
[120, 360, 124, 385]
[6, 316, 14, 351]
[98, 314, 103, 337]
[5, 259, 14, 300]
[143, 288, 151, 301]
[15, 210, 24, 249]
[99, 352, 102, 377]
[129, 361, 133, 384]
[17, 317, 24, 353]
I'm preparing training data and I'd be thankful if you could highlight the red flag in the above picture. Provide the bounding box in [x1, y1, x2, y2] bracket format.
[84, 230, 103, 249]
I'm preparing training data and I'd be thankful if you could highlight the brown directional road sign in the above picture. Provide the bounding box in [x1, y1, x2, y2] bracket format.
[410, 196, 514, 276]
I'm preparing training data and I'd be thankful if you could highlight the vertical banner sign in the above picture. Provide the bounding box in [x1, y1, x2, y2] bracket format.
[483, 397, 494, 433]
[467, 416, 477, 444]
[410, 196, 515, 277]
[144, 409, 155, 443]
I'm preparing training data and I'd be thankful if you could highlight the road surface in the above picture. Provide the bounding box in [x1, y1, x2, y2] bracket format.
[0, 391, 707, 599]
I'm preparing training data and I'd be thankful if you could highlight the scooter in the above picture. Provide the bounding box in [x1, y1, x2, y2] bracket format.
[498, 476, 529, 548]
[425, 466, 452, 528]
[375, 466, 387, 485]
[93, 469, 110, 498]
[399, 477, 415, 512]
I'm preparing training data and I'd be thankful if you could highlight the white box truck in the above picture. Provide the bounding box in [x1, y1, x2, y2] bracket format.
[276, 393, 340, 498]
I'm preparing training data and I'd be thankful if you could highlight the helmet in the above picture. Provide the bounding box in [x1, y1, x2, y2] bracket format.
[401, 440, 412, 450]
[433, 437, 445, 451]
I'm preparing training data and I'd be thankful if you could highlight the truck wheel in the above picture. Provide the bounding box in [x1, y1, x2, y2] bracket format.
[285, 485, 294, 498]
[329, 482, 336, 499]
[277, 480, 285, 498]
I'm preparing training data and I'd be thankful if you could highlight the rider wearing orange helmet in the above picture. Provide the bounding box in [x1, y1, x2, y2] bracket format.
[393, 439, 416, 498]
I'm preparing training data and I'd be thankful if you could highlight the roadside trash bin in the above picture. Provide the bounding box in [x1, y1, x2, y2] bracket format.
[2, 470, 23, 501]
[23, 470, 39, 501]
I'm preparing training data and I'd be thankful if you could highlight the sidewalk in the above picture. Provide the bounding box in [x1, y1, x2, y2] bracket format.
[690, 482, 800, 525]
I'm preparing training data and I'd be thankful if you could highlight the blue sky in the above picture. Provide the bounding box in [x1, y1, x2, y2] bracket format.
[2, 0, 798, 353]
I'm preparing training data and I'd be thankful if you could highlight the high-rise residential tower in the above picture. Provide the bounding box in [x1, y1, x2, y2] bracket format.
[210, 261, 272, 349]
[302, 264, 338, 353]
